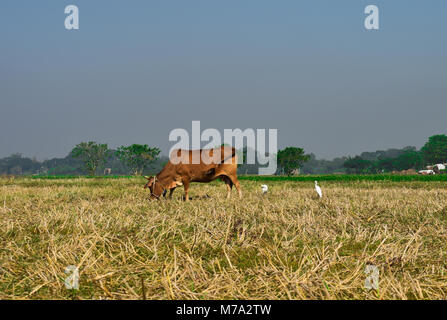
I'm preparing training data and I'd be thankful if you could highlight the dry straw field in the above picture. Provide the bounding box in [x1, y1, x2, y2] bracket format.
[1, 176, 447, 299]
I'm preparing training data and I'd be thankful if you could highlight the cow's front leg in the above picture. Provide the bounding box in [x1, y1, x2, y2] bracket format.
[183, 180, 190, 201]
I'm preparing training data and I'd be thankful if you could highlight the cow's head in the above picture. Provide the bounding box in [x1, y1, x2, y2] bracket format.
[144, 176, 165, 200]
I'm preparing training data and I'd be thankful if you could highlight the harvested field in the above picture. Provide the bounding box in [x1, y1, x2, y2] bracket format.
[1, 177, 447, 299]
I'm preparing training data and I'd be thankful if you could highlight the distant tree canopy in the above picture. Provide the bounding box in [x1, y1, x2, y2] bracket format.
[71, 142, 110, 176]
[0, 153, 40, 175]
[359, 146, 416, 162]
[391, 150, 424, 171]
[301, 153, 346, 174]
[421, 134, 447, 165]
[341, 135, 447, 174]
[277, 147, 310, 176]
[1, 134, 446, 176]
[343, 156, 373, 174]
[115, 144, 161, 175]
[0, 149, 168, 176]
[344, 149, 426, 174]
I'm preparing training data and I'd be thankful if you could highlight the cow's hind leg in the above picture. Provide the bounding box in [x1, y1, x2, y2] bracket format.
[182, 180, 190, 201]
[229, 175, 242, 198]
[221, 176, 233, 199]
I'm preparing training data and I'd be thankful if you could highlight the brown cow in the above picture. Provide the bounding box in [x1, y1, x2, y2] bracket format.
[144, 145, 242, 201]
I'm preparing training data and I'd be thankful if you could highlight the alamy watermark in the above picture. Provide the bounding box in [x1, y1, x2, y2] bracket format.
[64, 5, 79, 30]
[364, 264, 379, 290]
[64, 265, 80, 290]
[64, 4, 379, 31]
[364, 5, 379, 30]
[168, 121, 277, 175]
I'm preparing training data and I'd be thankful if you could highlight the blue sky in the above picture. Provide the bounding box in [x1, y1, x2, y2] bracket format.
[1, 1, 446, 159]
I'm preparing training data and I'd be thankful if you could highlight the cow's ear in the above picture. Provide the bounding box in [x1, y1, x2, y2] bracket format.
[144, 176, 152, 180]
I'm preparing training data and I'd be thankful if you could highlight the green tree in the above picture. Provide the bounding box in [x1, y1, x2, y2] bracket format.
[71, 142, 110, 176]
[277, 147, 310, 176]
[421, 134, 447, 165]
[343, 156, 373, 174]
[374, 157, 395, 173]
[116, 144, 161, 175]
[392, 150, 424, 171]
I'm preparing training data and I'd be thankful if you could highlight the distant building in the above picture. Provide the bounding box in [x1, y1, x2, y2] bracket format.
[433, 164, 446, 174]
[39, 167, 48, 175]
[419, 169, 435, 175]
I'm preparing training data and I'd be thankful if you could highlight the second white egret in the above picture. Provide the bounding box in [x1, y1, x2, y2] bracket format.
[315, 181, 322, 198]
[261, 184, 268, 194]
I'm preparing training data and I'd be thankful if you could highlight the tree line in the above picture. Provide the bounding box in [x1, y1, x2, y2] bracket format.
[274, 134, 447, 175]
[0, 143, 166, 176]
[71, 142, 161, 176]
[342, 135, 447, 174]
[1, 134, 446, 176]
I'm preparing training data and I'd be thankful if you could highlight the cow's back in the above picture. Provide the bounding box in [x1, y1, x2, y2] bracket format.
[168, 146, 237, 182]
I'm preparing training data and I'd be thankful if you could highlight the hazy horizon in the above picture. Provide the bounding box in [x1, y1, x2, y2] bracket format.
[1, 1, 446, 161]
[1, 138, 431, 162]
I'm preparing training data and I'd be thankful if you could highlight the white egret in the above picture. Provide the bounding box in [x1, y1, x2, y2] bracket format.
[261, 184, 268, 194]
[314, 181, 322, 198]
